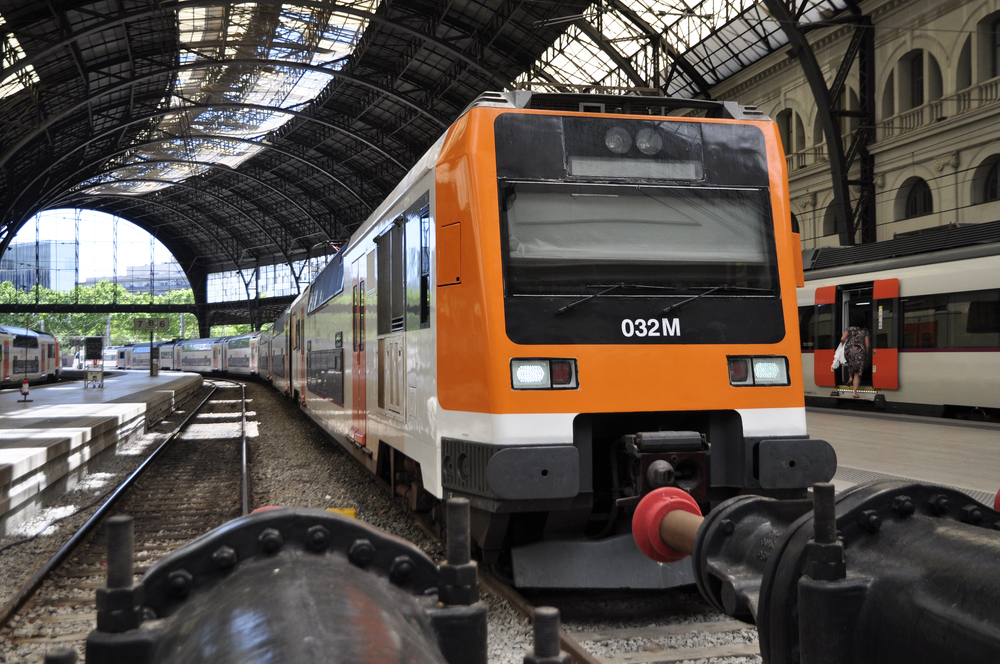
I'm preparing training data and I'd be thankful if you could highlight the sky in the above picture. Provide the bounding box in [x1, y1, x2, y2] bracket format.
[8, 208, 177, 282]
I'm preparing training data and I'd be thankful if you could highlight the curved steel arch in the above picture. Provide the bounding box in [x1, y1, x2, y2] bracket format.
[0, 0, 508, 93]
[0, 58, 450, 172]
[29, 151, 327, 242]
[51, 178, 295, 270]
[10, 125, 375, 228]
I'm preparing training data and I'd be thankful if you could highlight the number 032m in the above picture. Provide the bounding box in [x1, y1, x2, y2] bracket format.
[621, 318, 681, 338]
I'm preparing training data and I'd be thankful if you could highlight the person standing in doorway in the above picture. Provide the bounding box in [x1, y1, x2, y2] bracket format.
[840, 315, 870, 398]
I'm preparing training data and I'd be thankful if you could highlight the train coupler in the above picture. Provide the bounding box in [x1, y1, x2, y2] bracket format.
[621, 431, 709, 504]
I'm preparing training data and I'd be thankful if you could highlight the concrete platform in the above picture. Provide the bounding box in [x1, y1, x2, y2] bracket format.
[0, 371, 203, 535]
[807, 408, 1000, 505]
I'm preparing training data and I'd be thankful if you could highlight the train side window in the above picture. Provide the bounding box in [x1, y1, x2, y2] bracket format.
[798, 306, 814, 351]
[376, 220, 405, 334]
[404, 195, 432, 330]
[901, 294, 948, 348]
[948, 289, 1000, 348]
[814, 304, 835, 349]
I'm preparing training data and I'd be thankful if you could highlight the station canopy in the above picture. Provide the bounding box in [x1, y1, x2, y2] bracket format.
[0, 0, 845, 285]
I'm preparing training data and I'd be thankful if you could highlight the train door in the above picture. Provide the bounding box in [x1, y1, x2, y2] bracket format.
[871, 279, 899, 389]
[813, 286, 838, 387]
[375, 220, 406, 418]
[840, 286, 875, 387]
[2, 338, 8, 381]
[40, 343, 46, 376]
[350, 256, 367, 446]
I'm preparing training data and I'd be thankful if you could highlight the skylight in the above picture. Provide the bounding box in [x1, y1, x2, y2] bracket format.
[0, 13, 40, 100]
[85, 2, 376, 196]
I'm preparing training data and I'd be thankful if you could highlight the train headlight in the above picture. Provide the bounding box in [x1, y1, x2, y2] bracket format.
[511, 359, 578, 390]
[604, 127, 632, 154]
[635, 127, 662, 155]
[728, 356, 789, 386]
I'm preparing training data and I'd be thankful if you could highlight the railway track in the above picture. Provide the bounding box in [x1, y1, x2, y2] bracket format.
[481, 572, 760, 664]
[0, 379, 250, 663]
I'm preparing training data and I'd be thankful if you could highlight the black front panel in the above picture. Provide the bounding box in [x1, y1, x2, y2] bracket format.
[495, 113, 782, 346]
[506, 296, 785, 344]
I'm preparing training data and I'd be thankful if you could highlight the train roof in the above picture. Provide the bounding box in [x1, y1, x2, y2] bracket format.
[803, 219, 1000, 280]
[0, 325, 54, 338]
[224, 331, 262, 342]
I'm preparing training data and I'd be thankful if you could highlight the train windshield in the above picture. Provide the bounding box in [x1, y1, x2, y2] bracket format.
[500, 182, 777, 296]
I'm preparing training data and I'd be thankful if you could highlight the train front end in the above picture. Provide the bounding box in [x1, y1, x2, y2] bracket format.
[434, 96, 836, 589]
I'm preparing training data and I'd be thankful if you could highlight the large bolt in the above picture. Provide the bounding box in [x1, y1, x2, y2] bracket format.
[857, 510, 881, 534]
[44, 648, 78, 664]
[929, 494, 950, 516]
[106, 516, 134, 588]
[168, 570, 193, 597]
[390, 556, 414, 584]
[212, 546, 237, 570]
[646, 460, 675, 489]
[306, 525, 331, 552]
[349, 539, 376, 567]
[892, 495, 915, 518]
[259, 528, 283, 554]
[961, 505, 984, 525]
[447, 498, 471, 566]
[533, 606, 561, 658]
[812, 483, 837, 544]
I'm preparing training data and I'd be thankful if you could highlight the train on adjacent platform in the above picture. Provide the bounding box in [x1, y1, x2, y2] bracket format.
[797, 228, 1000, 418]
[168, 92, 843, 588]
[0, 325, 60, 385]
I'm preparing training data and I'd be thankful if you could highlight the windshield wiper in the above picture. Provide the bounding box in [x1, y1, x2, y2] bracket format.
[661, 285, 773, 316]
[556, 283, 676, 316]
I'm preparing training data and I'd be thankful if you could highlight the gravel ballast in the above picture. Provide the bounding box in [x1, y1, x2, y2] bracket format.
[1, 378, 758, 663]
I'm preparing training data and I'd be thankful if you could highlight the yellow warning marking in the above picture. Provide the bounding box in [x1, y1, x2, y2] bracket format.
[326, 507, 357, 519]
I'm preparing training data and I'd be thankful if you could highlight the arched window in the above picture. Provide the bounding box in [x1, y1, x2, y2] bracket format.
[910, 52, 924, 108]
[905, 179, 933, 218]
[993, 18, 1000, 78]
[987, 162, 1000, 202]
[822, 203, 839, 236]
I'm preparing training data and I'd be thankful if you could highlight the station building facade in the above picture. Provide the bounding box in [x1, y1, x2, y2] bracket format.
[710, 0, 1000, 248]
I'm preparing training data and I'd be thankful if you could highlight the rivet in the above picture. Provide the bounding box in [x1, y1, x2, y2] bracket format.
[168, 569, 193, 597]
[348, 539, 376, 567]
[259, 528, 283, 554]
[720, 519, 735, 535]
[212, 546, 237, 570]
[390, 555, 414, 584]
[306, 525, 331, 552]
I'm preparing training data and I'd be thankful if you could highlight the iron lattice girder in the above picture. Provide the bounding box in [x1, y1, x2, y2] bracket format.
[573, 19, 648, 88]
[4, 105, 389, 226]
[0, 303, 197, 314]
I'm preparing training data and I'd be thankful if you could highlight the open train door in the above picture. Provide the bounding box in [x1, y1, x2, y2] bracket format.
[872, 278, 899, 389]
[813, 286, 838, 387]
[350, 256, 367, 446]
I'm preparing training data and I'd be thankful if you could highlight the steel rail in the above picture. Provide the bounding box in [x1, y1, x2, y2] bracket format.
[478, 570, 604, 664]
[0, 381, 219, 627]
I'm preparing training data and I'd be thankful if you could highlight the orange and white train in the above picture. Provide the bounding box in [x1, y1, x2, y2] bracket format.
[257, 91, 835, 588]
[0, 325, 60, 385]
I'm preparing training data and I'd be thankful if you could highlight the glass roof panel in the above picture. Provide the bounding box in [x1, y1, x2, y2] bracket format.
[85, 2, 376, 196]
[519, 0, 846, 98]
[0, 13, 40, 100]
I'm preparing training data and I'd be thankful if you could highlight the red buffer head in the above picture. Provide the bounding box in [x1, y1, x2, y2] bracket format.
[631, 487, 702, 563]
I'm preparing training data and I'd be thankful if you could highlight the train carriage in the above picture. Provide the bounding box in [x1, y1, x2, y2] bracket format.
[798, 226, 1000, 416]
[102, 347, 119, 368]
[177, 339, 215, 372]
[0, 326, 59, 384]
[158, 342, 176, 371]
[223, 332, 261, 377]
[282, 91, 835, 589]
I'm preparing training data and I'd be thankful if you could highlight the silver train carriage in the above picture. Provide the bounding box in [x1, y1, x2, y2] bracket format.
[798, 223, 1000, 417]
[0, 326, 60, 384]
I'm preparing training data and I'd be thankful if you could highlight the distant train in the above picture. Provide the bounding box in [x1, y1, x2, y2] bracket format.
[169, 92, 835, 589]
[0, 325, 60, 385]
[798, 224, 1000, 418]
